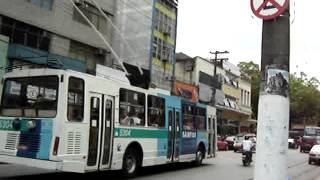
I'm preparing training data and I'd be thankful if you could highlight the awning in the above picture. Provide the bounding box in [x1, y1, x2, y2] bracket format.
[177, 87, 193, 99]
[173, 81, 199, 102]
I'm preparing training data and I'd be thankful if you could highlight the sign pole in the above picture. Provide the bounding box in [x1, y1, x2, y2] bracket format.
[251, 0, 290, 180]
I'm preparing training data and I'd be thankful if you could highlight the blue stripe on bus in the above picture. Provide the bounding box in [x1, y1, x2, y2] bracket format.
[197, 131, 209, 151]
[17, 119, 53, 160]
[181, 130, 197, 155]
[37, 120, 53, 159]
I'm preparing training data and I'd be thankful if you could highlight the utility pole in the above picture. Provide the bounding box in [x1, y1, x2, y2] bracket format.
[210, 51, 229, 136]
[210, 51, 229, 77]
[251, 0, 290, 180]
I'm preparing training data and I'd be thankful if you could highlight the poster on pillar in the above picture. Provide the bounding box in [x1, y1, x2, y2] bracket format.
[264, 66, 289, 97]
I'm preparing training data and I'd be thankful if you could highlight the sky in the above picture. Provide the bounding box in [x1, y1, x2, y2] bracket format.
[176, 0, 320, 80]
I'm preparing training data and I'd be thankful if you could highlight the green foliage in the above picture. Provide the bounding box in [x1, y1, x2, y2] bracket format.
[290, 73, 320, 124]
[238, 62, 320, 124]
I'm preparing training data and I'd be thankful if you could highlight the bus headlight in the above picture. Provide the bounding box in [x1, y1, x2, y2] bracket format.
[27, 120, 36, 130]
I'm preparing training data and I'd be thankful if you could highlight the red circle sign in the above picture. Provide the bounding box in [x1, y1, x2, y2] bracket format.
[251, 0, 289, 20]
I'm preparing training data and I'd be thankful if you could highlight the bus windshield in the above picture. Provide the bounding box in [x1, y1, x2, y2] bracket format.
[0, 76, 59, 118]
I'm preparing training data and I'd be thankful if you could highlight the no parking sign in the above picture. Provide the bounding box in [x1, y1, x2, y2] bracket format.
[251, 0, 289, 20]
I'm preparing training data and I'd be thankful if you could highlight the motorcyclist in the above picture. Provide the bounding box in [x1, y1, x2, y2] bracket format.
[242, 136, 253, 162]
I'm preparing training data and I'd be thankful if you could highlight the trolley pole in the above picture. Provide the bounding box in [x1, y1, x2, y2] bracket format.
[253, 4, 290, 180]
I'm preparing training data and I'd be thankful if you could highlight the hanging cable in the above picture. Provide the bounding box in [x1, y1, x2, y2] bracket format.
[69, 0, 129, 75]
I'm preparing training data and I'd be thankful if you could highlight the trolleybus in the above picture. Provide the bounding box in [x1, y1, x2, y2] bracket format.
[0, 67, 217, 176]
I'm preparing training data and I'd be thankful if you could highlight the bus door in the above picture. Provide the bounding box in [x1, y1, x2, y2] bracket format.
[87, 93, 114, 170]
[208, 116, 215, 157]
[99, 96, 114, 170]
[167, 108, 181, 161]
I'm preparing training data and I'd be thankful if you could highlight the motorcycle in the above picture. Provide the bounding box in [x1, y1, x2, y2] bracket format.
[242, 151, 252, 166]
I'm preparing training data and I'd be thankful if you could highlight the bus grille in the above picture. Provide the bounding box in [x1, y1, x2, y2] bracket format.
[5, 133, 19, 151]
[67, 131, 82, 154]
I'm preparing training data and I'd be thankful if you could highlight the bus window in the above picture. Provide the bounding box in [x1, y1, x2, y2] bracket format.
[0, 76, 58, 118]
[147, 95, 165, 128]
[119, 89, 145, 126]
[195, 107, 206, 130]
[67, 77, 84, 122]
[182, 104, 195, 131]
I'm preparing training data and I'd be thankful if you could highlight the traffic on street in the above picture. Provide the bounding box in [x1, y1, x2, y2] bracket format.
[1, 149, 320, 180]
[0, 0, 319, 179]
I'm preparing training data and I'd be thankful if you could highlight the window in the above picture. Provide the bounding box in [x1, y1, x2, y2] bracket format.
[195, 107, 206, 130]
[199, 71, 214, 87]
[119, 89, 145, 126]
[90, 97, 100, 123]
[152, 37, 158, 59]
[73, 2, 110, 34]
[0, 16, 51, 51]
[148, 95, 165, 128]
[69, 40, 105, 72]
[26, 0, 54, 11]
[247, 91, 250, 107]
[0, 76, 58, 118]
[182, 104, 195, 130]
[67, 77, 84, 122]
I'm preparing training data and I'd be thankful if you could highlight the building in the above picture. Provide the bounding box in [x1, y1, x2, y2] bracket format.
[0, 0, 120, 73]
[0, 34, 9, 98]
[175, 52, 254, 135]
[217, 61, 253, 135]
[113, 0, 178, 91]
[0, 0, 178, 91]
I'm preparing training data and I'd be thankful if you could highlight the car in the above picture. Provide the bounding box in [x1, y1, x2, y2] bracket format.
[217, 136, 229, 151]
[233, 134, 256, 152]
[300, 136, 318, 153]
[309, 145, 320, 165]
[288, 138, 299, 149]
[225, 136, 236, 150]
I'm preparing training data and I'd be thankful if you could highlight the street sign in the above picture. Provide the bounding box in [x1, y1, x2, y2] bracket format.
[251, 0, 289, 20]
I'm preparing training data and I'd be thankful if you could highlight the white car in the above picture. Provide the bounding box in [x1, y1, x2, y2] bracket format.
[309, 145, 320, 165]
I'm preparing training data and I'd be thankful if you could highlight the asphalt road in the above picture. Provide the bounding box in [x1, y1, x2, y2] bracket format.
[1, 149, 320, 180]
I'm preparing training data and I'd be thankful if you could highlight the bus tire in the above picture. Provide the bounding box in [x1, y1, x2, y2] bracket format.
[194, 146, 205, 166]
[122, 148, 139, 178]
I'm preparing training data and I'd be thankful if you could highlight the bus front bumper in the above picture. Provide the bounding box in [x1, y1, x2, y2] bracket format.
[0, 155, 86, 173]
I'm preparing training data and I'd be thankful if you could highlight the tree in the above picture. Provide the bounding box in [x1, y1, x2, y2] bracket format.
[238, 61, 260, 119]
[238, 62, 320, 127]
[290, 73, 320, 127]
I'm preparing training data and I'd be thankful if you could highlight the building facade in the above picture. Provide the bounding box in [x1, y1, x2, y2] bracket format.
[0, 0, 119, 73]
[175, 52, 254, 135]
[113, 0, 178, 90]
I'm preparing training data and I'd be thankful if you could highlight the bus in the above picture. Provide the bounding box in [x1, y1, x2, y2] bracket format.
[0, 67, 217, 176]
[304, 127, 320, 137]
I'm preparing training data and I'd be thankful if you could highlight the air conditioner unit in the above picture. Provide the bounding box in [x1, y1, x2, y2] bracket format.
[184, 61, 194, 71]
[42, 31, 49, 38]
[162, 58, 169, 62]
[94, 48, 106, 56]
[165, 76, 174, 81]
[74, 0, 85, 6]
[163, 31, 170, 36]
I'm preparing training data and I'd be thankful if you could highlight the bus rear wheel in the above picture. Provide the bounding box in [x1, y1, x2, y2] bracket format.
[194, 148, 204, 166]
[122, 149, 139, 177]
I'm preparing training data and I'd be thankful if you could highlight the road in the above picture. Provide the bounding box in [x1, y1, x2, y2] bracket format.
[1, 149, 320, 180]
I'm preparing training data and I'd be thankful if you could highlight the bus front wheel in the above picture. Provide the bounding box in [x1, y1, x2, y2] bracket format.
[122, 148, 139, 177]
